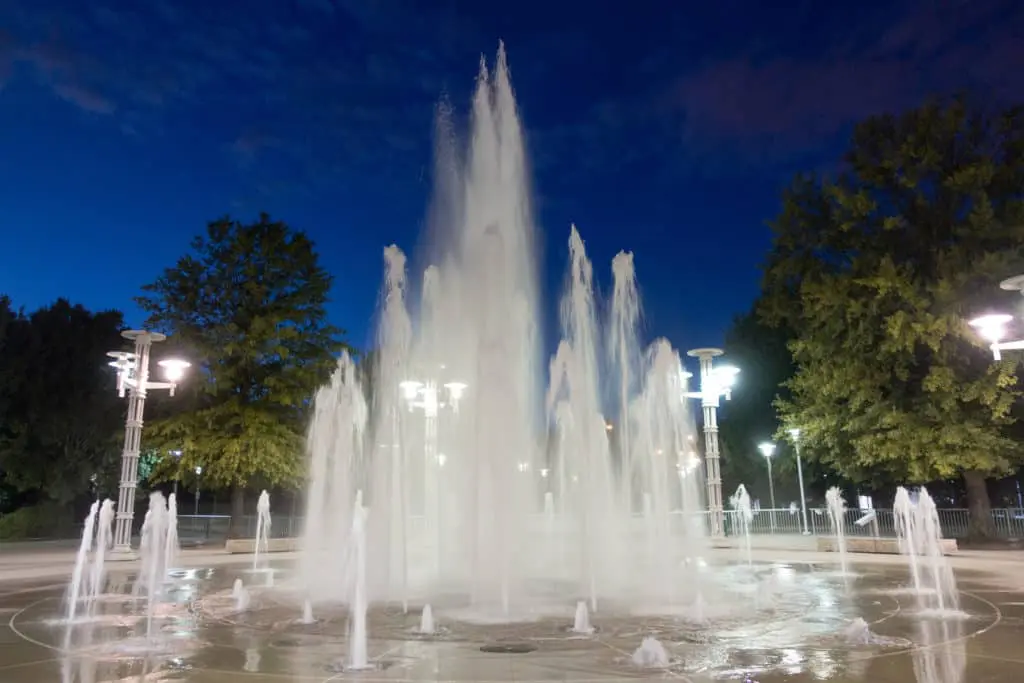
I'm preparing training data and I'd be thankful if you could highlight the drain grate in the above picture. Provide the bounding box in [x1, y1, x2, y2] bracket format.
[271, 639, 304, 648]
[479, 643, 537, 654]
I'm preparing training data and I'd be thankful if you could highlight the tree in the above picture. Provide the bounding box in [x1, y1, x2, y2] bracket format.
[761, 99, 1024, 538]
[136, 214, 346, 536]
[0, 299, 125, 506]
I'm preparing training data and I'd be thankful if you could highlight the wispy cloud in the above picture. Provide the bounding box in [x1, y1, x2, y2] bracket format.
[663, 0, 1024, 166]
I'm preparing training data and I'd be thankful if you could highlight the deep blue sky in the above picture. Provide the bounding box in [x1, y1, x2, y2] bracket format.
[0, 1, 1019, 363]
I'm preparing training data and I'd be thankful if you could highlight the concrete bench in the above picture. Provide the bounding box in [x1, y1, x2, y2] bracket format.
[816, 536, 958, 555]
[224, 537, 299, 554]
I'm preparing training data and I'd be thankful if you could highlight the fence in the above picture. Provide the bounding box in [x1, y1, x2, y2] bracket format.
[172, 507, 1024, 545]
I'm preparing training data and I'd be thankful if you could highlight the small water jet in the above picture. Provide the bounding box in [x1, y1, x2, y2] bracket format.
[894, 486, 961, 616]
[631, 636, 670, 668]
[253, 491, 271, 578]
[730, 485, 753, 568]
[417, 604, 436, 634]
[826, 487, 849, 576]
[232, 579, 250, 612]
[571, 600, 593, 634]
[301, 599, 315, 625]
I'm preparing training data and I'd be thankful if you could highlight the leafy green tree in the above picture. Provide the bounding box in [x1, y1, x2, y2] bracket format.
[0, 299, 125, 506]
[761, 99, 1024, 537]
[136, 214, 346, 536]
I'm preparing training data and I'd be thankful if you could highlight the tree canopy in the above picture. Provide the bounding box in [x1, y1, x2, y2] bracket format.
[760, 98, 1024, 535]
[0, 298, 125, 505]
[136, 214, 346, 525]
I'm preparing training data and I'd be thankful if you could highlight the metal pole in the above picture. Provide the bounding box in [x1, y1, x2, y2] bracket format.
[693, 352, 724, 538]
[767, 456, 776, 533]
[111, 334, 153, 557]
[794, 441, 810, 535]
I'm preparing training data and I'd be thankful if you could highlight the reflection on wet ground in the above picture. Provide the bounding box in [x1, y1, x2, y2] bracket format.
[0, 559, 1019, 682]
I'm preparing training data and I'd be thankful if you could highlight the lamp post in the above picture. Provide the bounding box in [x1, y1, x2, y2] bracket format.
[107, 330, 190, 558]
[758, 441, 777, 533]
[194, 466, 202, 517]
[788, 428, 810, 535]
[400, 377, 467, 576]
[968, 274, 1024, 360]
[684, 348, 740, 538]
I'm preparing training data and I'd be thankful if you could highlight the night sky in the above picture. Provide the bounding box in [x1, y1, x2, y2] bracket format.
[0, 1, 1019, 363]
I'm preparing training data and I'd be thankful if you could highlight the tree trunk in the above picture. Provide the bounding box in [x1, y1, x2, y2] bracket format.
[227, 485, 246, 539]
[963, 470, 995, 540]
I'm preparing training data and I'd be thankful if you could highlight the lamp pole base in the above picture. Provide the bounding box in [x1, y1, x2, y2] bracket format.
[107, 547, 139, 562]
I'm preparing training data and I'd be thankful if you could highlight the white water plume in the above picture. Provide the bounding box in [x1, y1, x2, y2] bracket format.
[298, 43, 702, 621]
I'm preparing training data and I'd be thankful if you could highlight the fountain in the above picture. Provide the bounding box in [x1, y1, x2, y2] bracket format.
[64, 498, 115, 639]
[826, 487, 849, 576]
[136, 492, 172, 639]
[301, 599, 315, 625]
[730, 485, 753, 567]
[298, 42, 703, 621]
[894, 486, 961, 615]
[571, 600, 593, 634]
[631, 636, 670, 668]
[164, 494, 179, 573]
[253, 490, 272, 582]
[232, 579, 250, 612]
[344, 494, 373, 671]
[417, 604, 436, 634]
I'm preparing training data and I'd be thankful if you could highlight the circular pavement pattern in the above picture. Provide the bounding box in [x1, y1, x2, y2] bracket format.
[0, 557, 1019, 682]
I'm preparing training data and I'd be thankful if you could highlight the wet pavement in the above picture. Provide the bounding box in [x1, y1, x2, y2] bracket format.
[0, 552, 1021, 681]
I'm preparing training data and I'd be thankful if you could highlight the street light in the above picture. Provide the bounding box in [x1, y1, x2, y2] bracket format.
[106, 330, 190, 558]
[787, 428, 810, 535]
[401, 375, 467, 575]
[194, 466, 203, 516]
[684, 348, 740, 538]
[969, 274, 1024, 360]
[758, 441, 777, 533]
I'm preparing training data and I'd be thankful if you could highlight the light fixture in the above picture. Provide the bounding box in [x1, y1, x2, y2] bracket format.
[758, 441, 776, 458]
[712, 365, 740, 388]
[443, 381, 467, 401]
[158, 358, 191, 382]
[788, 427, 801, 440]
[399, 380, 422, 401]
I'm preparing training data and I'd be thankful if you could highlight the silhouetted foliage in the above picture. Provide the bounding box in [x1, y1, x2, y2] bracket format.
[0, 298, 125, 506]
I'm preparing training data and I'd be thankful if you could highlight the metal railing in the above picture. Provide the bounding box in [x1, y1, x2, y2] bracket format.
[172, 507, 1024, 544]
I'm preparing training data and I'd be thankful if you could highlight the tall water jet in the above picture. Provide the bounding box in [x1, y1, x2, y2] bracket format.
[65, 501, 99, 629]
[609, 250, 640, 513]
[826, 487, 849, 576]
[299, 352, 368, 602]
[894, 487, 960, 615]
[64, 499, 115, 651]
[253, 490, 271, 573]
[370, 245, 413, 611]
[730, 485, 753, 568]
[137, 492, 171, 639]
[345, 494, 372, 671]
[164, 494, 179, 573]
[297, 43, 701, 620]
